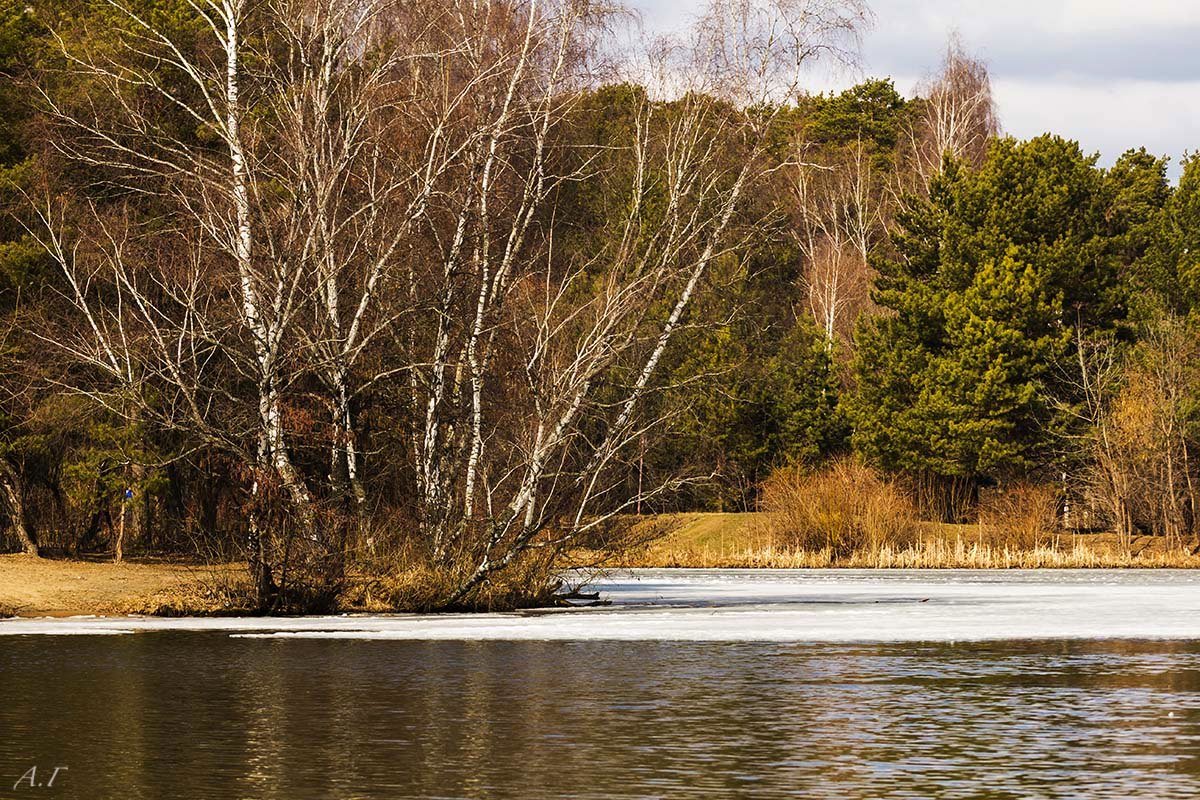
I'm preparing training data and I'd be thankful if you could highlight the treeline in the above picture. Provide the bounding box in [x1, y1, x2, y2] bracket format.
[644, 41, 1200, 549]
[0, 0, 1194, 609]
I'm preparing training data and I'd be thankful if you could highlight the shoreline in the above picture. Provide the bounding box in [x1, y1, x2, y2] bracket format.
[5, 552, 1200, 621]
[5, 569, 1200, 641]
[4, 513, 1197, 620]
[608, 513, 1200, 569]
[0, 554, 242, 619]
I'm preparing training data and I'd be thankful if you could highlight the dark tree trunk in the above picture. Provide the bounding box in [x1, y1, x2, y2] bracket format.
[0, 459, 38, 556]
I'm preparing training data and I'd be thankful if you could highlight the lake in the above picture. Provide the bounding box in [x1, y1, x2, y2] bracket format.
[3, 569, 1200, 798]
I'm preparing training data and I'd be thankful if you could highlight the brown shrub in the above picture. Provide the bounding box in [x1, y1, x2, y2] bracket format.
[977, 483, 1061, 550]
[761, 458, 920, 558]
[141, 565, 257, 616]
[336, 519, 572, 612]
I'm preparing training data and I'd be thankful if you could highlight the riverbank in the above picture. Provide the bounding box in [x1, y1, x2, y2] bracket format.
[5, 514, 1200, 617]
[0, 554, 242, 617]
[606, 513, 1200, 569]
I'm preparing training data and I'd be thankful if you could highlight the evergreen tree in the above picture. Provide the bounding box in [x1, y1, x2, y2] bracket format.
[1142, 154, 1200, 314]
[1101, 148, 1171, 322]
[848, 136, 1115, 491]
[799, 79, 910, 153]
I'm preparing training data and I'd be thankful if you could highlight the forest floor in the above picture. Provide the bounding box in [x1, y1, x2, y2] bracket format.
[4, 514, 1200, 617]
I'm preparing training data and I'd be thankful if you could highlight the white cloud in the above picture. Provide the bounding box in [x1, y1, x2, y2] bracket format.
[994, 78, 1200, 171]
[1054, 0, 1200, 31]
[633, 0, 1200, 178]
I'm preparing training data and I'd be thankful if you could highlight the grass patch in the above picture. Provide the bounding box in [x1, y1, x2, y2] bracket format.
[612, 514, 1200, 569]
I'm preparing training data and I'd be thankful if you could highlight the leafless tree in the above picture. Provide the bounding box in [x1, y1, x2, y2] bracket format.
[0, 317, 36, 556]
[1124, 318, 1198, 543]
[29, 0, 419, 589]
[400, 0, 869, 603]
[1061, 319, 1200, 549]
[902, 35, 1000, 192]
[791, 137, 882, 346]
[0, 459, 37, 556]
[1061, 331, 1134, 547]
[29, 0, 869, 606]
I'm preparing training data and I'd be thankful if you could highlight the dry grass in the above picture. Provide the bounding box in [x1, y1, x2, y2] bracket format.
[0, 554, 246, 617]
[339, 562, 566, 613]
[7, 505, 1200, 618]
[138, 567, 259, 616]
[0, 552, 565, 617]
[623, 534, 1200, 569]
[335, 529, 572, 612]
[610, 465, 1200, 570]
[760, 458, 920, 557]
[617, 516, 1200, 569]
[977, 483, 1061, 549]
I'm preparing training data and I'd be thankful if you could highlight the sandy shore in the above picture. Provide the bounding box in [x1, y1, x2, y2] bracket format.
[4, 513, 1199, 617]
[0, 554, 232, 617]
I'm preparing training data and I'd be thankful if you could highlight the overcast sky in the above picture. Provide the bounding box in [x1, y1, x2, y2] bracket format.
[638, 0, 1200, 179]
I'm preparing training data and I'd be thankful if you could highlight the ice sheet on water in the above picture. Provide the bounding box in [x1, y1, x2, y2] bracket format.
[3, 569, 1200, 641]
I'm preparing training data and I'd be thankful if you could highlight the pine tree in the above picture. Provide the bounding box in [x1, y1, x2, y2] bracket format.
[848, 136, 1115, 491]
[1142, 155, 1200, 314]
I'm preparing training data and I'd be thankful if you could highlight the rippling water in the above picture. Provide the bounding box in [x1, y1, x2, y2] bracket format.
[4, 573, 1200, 798]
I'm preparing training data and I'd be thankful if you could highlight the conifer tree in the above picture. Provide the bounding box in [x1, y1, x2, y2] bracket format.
[849, 136, 1115, 496]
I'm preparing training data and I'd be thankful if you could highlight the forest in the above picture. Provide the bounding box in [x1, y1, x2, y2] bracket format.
[1, 0, 1198, 611]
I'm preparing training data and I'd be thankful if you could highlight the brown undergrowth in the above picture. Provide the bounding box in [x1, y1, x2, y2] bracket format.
[623, 533, 1200, 569]
[612, 459, 1200, 570]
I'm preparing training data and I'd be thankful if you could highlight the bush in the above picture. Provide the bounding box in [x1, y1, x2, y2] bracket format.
[761, 458, 919, 557]
[977, 484, 1060, 549]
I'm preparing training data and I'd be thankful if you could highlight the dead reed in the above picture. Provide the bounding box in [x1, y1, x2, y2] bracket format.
[626, 532, 1200, 570]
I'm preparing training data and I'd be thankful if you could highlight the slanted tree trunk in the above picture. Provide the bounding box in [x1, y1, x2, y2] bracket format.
[0, 459, 38, 556]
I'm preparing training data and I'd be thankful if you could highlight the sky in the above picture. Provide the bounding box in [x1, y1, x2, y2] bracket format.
[637, 0, 1200, 179]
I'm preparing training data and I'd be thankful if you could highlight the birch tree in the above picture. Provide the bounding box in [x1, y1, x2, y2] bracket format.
[30, 0, 868, 607]
[31, 0, 414, 597]
[903, 35, 999, 191]
[391, 0, 868, 604]
[792, 137, 882, 346]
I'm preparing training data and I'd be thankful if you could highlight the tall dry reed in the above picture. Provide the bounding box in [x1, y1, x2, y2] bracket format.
[630, 535, 1200, 570]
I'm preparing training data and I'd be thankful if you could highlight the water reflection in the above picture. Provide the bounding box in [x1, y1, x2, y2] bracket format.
[2, 637, 1200, 798]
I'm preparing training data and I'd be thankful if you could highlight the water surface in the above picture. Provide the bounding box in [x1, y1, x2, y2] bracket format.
[3, 570, 1200, 798]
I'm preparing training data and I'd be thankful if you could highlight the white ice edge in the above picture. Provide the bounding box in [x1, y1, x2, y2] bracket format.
[4, 569, 1200, 642]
